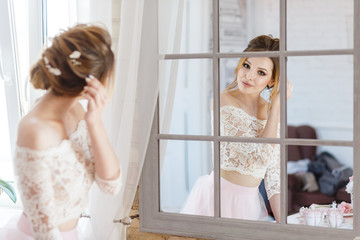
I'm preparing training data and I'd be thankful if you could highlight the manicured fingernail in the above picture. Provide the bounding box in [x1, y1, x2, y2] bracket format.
[85, 77, 91, 82]
[84, 86, 88, 90]
[89, 74, 95, 79]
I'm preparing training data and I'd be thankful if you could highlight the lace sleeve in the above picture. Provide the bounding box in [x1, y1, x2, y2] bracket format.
[95, 172, 122, 196]
[80, 121, 122, 196]
[14, 148, 62, 240]
[264, 144, 280, 199]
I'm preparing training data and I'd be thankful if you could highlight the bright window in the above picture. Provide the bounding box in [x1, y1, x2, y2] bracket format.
[0, 81, 12, 180]
[0, 0, 78, 208]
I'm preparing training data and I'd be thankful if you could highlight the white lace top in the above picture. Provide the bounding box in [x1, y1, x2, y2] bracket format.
[14, 120, 122, 240]
[220, 105, 280, 199]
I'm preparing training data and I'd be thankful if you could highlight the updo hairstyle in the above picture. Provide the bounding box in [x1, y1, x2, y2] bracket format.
[30, 24, 115, 96]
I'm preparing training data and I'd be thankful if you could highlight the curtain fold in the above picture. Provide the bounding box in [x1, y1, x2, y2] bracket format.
[85, 0, 158, 239]
[159, 0, 184, 170]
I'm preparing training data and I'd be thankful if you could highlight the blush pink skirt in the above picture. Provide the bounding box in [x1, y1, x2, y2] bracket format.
[180, 171, 269, 221]
[0, 213, 79, 240]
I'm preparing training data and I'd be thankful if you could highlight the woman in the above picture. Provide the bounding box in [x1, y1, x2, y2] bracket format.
[181, 35, 293, 222]
[3, 24, 121, 239]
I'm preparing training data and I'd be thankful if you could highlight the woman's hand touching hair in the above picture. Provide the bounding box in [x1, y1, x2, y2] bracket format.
[286, 80, 294, 100]
[82, 75, 110, 126]
[81, 74, 120, 181]
[273, 79, 294, 107]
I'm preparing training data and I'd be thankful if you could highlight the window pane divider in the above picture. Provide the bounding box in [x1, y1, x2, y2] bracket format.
[279, 0, 287, 226]
[212, 0, 220, 219]
[157, 134, 353, 146]
[353, 0, 360, 236]
[161, 49, 354, 60]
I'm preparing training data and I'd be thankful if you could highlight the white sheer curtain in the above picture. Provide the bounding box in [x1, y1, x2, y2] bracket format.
[76, 0, 112, 30]
[158, 0, 184, 170]
[77, 0, 157, 239]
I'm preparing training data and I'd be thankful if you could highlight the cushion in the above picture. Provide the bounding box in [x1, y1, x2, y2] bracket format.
[336, 187, 351, 203]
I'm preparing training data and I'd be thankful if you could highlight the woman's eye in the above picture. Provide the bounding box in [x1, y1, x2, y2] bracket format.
[243, 63, 250, 69]
[258, 71, 266, 76]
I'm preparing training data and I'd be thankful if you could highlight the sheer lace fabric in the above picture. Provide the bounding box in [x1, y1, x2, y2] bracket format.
[14, 120, 122, 240]
[220, 105, 280, 199]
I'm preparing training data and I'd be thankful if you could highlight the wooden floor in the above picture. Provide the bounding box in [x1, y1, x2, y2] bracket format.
[127, 188, 211, 240]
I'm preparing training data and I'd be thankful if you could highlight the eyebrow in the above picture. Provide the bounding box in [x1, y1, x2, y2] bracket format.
[245, 60, 269, 73]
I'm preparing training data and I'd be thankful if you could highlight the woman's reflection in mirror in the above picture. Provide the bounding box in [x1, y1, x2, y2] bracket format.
[181, 35, 293, 223]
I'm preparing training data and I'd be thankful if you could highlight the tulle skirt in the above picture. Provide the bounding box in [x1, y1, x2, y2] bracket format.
[180, 171, 269, 221]
[0, 213, 94, 240]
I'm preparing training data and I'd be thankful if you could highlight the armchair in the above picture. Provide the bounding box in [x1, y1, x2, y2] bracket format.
[287, 125, 337, 214]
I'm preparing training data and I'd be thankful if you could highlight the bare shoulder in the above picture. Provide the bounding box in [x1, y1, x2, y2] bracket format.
[17, 116, 64, 150]
[220, 90, 237, 107]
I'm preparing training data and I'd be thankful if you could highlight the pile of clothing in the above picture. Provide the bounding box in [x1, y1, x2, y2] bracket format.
[287, 152, 353, 196]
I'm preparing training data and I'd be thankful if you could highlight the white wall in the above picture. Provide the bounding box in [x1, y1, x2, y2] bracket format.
[257, 0, 354, 167]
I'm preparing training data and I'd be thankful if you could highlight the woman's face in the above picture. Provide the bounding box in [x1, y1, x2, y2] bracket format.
[236, 57, 274, 96]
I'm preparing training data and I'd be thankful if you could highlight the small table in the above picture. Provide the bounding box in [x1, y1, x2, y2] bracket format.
[287, 212, 353, 229]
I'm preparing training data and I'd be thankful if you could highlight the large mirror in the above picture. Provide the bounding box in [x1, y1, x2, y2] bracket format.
[158, 0, 356, 231]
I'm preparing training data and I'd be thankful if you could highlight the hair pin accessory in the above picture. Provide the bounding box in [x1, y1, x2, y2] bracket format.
[44, 56, 61, 76]
[69, 50, 82, 65]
